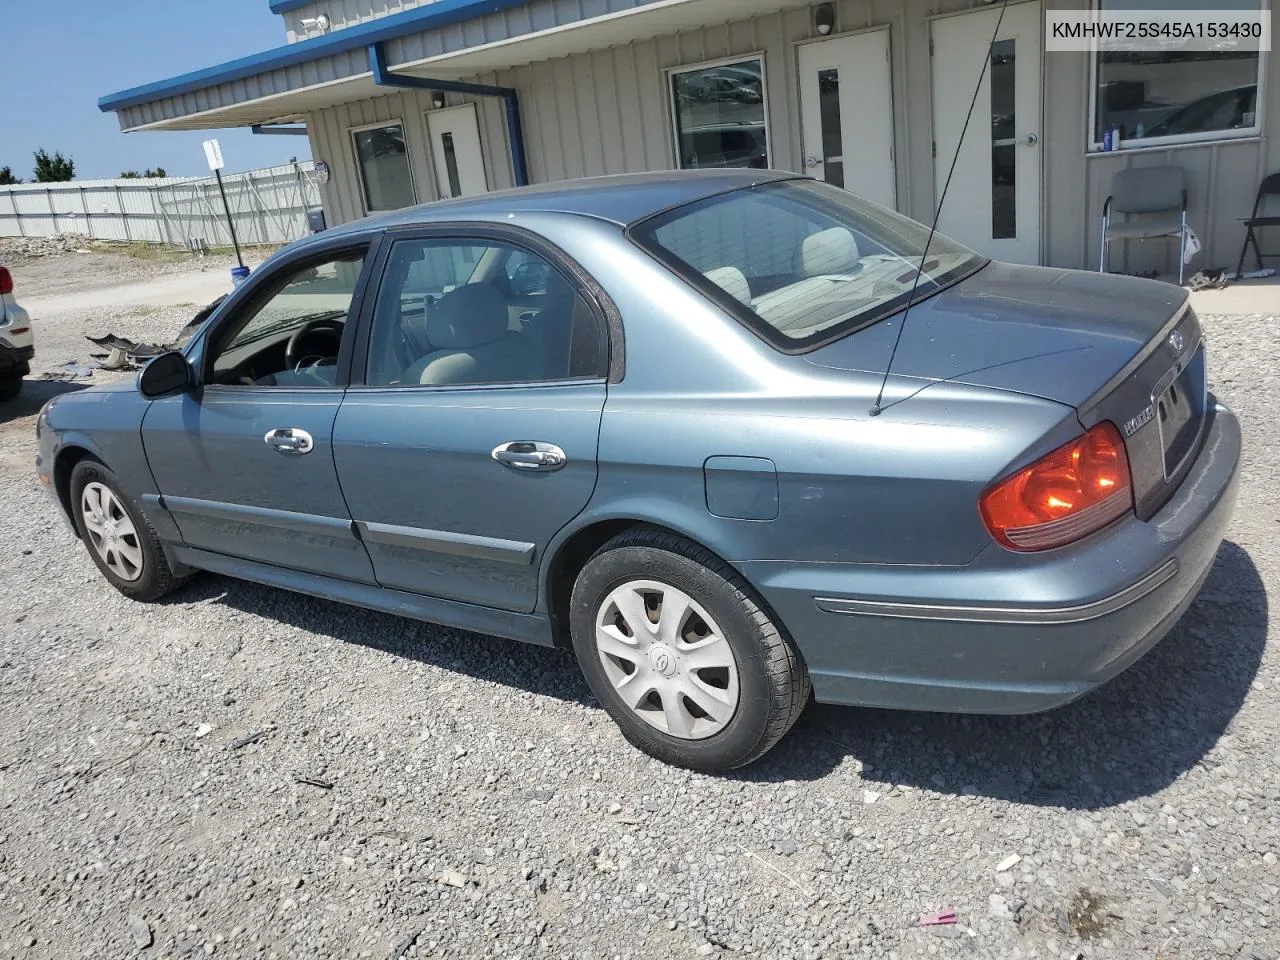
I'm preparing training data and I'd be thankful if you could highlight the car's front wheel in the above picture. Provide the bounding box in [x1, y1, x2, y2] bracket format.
[70, 458, 186, 602]
[0, 375, 22, 401]
[570, 528, 809, 771]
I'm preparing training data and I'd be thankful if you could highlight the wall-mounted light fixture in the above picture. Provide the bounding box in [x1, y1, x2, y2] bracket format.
[431, 91, 446, 109]
[814, 3, 835, 35]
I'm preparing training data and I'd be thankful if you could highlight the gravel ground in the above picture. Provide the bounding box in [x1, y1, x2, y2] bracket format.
[0, 252, 1276, 960]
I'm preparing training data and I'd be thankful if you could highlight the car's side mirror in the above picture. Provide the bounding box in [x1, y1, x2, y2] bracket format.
[138, 351, 193, 398]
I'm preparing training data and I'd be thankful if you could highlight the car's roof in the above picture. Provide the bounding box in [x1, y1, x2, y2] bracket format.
[326, 169, 801, 238]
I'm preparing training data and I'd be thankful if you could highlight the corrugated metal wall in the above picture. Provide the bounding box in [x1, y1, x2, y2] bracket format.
[304, 0, 1276, 273]
[284, 0, 440, 42]
[115, 48, 370, 132]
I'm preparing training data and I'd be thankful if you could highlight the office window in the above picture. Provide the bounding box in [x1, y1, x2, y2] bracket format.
[1092, 1, 1261, 149]
[670, 57, 770, 170]
[352, 122, 417, 212]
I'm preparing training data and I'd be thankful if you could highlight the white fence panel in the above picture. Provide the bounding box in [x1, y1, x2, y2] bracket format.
[0, 162, 321, 247]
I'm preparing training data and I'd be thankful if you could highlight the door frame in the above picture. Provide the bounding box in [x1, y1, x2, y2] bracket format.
[793, 24, 898, 210]
[186, 229, 387, 391]
[345, 221, 625, 390]
[927, 0, 1045, 263]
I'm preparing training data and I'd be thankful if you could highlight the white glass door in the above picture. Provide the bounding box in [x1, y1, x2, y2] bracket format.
[931, 2, 1042, 263]
[798, 29, 896, 210]
[426, 104, 488, 200]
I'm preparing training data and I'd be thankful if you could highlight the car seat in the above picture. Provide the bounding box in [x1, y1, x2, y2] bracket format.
[796, 227, 861, 277]
[402, 284, 528, 386]
[703, 266, 753, 305]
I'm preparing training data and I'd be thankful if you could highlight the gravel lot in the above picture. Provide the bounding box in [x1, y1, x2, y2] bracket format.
[0, 247, 1276, 960]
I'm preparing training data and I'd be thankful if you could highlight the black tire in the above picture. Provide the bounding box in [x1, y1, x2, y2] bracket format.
[0, 375, 21, 401]
[570, 528, 810, 771]
[69, 457, 186, 602]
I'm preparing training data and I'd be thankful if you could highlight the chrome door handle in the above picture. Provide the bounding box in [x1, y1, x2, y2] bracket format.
[264, 427, 314, 455]
[1022, 133, 1039, 146]
[805, 155, 822, 169]
[491, 441, 567, 471]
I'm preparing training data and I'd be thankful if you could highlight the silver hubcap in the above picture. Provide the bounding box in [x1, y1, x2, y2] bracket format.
[80, 482, 144, 582]
[594, 579, 740, 740]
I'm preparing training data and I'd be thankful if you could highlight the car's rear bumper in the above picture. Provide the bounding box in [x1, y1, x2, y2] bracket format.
[0, 343, 34, 375]
[739, 402, 1241, 714]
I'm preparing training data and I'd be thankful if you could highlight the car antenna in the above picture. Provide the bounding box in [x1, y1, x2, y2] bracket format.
[869, 0, 1012, 417]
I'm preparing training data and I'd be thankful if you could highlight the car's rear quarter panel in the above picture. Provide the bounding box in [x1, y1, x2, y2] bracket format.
[544, 216, 1081, 568]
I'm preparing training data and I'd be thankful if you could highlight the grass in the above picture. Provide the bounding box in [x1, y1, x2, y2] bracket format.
[87, 241, 188, 262]
[87, 241, 282, 261]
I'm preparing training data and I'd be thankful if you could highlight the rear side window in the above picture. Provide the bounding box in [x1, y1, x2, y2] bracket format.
[364, 237, 606, 387]
[630, 179, 986, 351]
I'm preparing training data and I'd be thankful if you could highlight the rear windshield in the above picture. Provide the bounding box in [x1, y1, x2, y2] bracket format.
[630, 179, 986, 351]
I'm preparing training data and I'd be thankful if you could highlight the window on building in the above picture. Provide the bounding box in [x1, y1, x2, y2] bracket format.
[352, 123, 417, 212]
[670, 57, 770, 170]
[1092, 1, 1261, 149]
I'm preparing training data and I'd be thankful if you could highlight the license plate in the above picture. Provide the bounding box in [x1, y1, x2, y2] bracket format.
[1154, 360, 1203, 480]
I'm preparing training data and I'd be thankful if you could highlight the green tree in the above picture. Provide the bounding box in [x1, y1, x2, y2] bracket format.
[120, 170, 141, 179]
[0, 166, 20, 185]
[33, 149, 75, 182]
[120, 167, 167, 179]
[144, 167, 167, 178]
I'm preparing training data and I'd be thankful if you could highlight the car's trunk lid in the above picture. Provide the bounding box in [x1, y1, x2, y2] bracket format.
[804, 261, 1207, 518]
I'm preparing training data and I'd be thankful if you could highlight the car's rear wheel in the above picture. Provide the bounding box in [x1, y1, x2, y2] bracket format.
[70, 458, 186, 602]
[569, 528, 809, 771]
[0, 375, 22, 401]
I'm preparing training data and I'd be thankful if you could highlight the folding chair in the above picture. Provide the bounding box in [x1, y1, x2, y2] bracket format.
[1099, 166, 1189, 284]
[1235, 172, 1280, 278]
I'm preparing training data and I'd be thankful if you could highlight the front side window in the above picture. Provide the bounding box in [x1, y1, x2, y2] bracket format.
[631, 179, 986, 350]
[208, 250, 367, 387]
[1093, 1, 1261, 149]
[353, 123, 417, 212]
[365, 238, 606, 387]
[671, 58, 769, 170]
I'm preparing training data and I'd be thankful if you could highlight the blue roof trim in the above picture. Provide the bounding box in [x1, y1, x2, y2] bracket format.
[270, 0, 317, 12]
[99, 0, 534, 113]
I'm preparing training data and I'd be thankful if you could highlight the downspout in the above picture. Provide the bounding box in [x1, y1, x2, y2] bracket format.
[367, 42, 529, 187]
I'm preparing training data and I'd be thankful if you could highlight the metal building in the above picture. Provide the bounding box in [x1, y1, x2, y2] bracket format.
[99, 0, 1277, 276]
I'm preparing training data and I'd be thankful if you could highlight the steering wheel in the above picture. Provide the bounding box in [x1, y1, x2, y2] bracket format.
[285, 317, 344, 371]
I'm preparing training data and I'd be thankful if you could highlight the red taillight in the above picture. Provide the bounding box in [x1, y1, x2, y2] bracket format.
[980, 422, 1133, 551]
[0, 267, 12, 295]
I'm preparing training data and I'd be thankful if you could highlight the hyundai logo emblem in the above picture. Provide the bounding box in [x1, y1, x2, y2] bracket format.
[1168, 329, 1185, 354]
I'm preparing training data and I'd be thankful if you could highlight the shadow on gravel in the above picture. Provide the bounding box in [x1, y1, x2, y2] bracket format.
[167, 575, 592, 706]
[168, 541, 1265, 808]
[746, 541, 1267, 807]
[0, 379, 90, 424]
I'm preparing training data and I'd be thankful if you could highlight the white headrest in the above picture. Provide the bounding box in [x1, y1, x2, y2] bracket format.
[703, 266, 752, 305]
[799, 227, 860, 277]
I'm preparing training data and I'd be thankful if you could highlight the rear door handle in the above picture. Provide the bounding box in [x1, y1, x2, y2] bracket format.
[491, 441, 566, 472]
[264, 427, 314, 455]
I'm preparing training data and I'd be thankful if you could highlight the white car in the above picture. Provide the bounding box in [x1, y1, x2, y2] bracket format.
[0, 265, 35, 400]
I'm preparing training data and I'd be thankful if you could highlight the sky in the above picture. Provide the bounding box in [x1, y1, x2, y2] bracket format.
[1, 0, 312, 181]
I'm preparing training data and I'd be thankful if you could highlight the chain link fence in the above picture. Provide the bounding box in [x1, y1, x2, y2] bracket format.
[0, 162, 322, 248]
